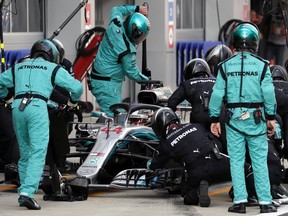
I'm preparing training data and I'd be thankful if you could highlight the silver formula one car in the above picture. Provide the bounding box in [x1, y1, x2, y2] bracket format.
[75, 103, 160, 183]
[43, 102, 183, 201]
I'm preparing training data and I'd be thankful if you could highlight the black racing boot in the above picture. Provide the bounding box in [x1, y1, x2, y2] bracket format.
[199, 180, 210, 207]
[228, 203, 246, 214]
[18, 195, 41, 210]
[259, 204, 277, 213]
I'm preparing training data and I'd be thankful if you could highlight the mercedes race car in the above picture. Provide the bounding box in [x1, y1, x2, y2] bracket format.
[56, 103, 184, 201]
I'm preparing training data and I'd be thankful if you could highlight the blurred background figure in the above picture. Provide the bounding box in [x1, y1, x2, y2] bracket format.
[259, 0, 288, 66]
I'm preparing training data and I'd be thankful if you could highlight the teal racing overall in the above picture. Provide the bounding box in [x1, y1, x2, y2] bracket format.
[209, 51, 276, 205]
[0, 58, 83, 198]
[90, 5, 148, 116]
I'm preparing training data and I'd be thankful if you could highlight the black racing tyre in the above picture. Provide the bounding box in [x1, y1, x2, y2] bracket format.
[75, 26, 106, 58]
[43, 194, 49, 201]
[168, 188, 181, 195]
[84, 101, 94, 113]
[218, 19, 243, 47]
[66, 185, 73, 202]
[9, 136, 20, 163]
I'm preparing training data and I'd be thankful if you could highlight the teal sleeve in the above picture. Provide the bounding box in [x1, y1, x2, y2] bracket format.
[0, 68, 13, 98]
[121, 53, 148, 81]
[54, 67, 83, 102]
[261, 67, 276, 119]
[110, 5, 138, 21]
[0, 86, 8, 99]
[209, 72, 226, 122]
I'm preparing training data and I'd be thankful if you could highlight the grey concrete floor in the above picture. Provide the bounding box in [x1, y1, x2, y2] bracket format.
[1, 173, 288, 216]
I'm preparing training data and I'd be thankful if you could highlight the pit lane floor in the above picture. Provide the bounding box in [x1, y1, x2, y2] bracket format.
[1, 173, 288, 216]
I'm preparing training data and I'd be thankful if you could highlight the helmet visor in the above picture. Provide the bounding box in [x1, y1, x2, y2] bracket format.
[131, 23, 148, 44]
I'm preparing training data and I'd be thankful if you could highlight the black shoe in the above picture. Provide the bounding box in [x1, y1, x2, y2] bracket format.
[228, 203, 246, 214]
[18, 195, 41, 210]
[199, 180, 210, 207]
[247, 196, 259, 206]
[260, 204, 277, 213]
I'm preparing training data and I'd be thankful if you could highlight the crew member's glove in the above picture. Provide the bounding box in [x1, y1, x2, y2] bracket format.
[67, 99, 78, 108]
[4, 101, 13, 110]
[4, 93, 13, 110]
[146, 159, 152, 169]
[139, 73, 150, 81]
[5, 97, 13, 105]
[66, 99, 79, 112]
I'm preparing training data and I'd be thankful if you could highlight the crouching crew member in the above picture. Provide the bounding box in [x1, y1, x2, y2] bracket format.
[147, 107, 231, 207]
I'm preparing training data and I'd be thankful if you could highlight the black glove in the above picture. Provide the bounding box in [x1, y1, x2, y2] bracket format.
[3, 93, 13, 110]
[67, 99, 78, 108]
[64, 99, 78, 112]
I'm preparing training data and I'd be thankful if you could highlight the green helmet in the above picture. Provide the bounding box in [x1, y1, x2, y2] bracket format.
[30, 39, 60, 63]
[232, 22, 259, 52]
[124, 12, 150, 45]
